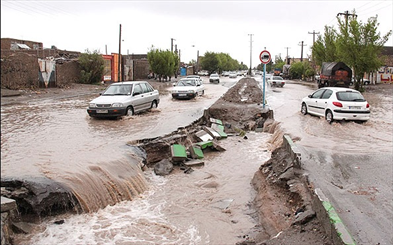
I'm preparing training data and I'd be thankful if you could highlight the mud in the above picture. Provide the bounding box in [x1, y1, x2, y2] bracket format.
[133, 78, 332, 244]
[1, 78, 333, 244]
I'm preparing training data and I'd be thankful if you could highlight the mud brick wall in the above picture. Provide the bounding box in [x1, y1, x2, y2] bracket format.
[56, 60, 81, 87]
[133, 59, 150, 80]
[1, 52, 39, 89]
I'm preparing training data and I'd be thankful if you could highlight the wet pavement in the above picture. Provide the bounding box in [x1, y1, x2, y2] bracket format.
[2, 76, 392, 244]
[257, 78, 393, 245]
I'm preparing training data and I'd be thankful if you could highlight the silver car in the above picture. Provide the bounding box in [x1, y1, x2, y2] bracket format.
[87, 81, 160, 118]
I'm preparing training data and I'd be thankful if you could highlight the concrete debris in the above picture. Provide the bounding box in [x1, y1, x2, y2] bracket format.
[183, 159, 204, 167]
[195, 130, 213, 142]
[188, 145, 204, 159]
[11, 222, 34, 234]
[170, 144, 187, 162]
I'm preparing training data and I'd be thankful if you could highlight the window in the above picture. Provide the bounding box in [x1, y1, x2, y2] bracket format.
[311, 89, 325, 99]
[133, 84, 142, 95]
[321, 89, 333, 99]
[337, 91, 365, 101]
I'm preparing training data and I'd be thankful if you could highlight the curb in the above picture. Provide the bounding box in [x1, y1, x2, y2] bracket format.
[283, 134, 356, 245]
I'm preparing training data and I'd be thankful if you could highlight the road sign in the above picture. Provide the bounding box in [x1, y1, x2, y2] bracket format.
[259, 50, 271, 64]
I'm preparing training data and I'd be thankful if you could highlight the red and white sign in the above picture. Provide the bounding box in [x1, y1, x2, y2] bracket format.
[259, 50, 271, 64]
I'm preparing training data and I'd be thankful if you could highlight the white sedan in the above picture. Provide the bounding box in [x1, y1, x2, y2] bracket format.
[301, 87, 370, 123]
[267, 76, 285, 87]
[171, 78, 205, 99]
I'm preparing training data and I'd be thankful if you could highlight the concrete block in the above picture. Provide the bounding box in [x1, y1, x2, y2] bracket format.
[210, 118, 223, 125]
[195, 130, 213, 142]
[189, 145, 204, 159]
[170, 144, 187, 162]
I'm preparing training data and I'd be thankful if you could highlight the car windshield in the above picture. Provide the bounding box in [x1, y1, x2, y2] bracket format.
[272, 76, 283, 80]
[177, 79, 196, 86]
[336, 91, 365, 101]
[103, 84, 133, 95]
[211, 74, 219, 78]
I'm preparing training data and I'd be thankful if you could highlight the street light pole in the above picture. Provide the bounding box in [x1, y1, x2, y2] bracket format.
[248, 34, 253, 75]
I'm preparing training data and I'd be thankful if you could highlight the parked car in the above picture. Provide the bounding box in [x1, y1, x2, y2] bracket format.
[263, 73, 273, 80]
[267, 76, 285, 87]
[209, 73, 220, 83]
[197, 70, 209, 76]
[301, 87, 370, 124]
[172, 78, 204, 99]
[186, 75, 203, 83]
[87, 81, 160, 118]
[229, 71, 237, 78]
[223, 71, 230, 77]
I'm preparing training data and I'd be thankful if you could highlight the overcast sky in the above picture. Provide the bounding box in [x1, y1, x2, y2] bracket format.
[1, 0, 392, 68]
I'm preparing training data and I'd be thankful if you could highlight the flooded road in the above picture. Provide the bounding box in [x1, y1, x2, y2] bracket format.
[14, 133, 271, 244]
[256, 77, 393, 245]
[2, 76, 392, 244]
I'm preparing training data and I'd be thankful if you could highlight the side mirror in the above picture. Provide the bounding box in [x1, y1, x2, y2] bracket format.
[308, 95, 312, 98]
[173, 83, 176, 87]
[133, 92, 140, 96]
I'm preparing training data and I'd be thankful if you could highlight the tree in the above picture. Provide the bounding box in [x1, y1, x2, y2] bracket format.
[147, 47, 178, 82]
[289, 61, 314, 80]
[312, 26, 338, 66]
[200, 52, 219, 74]
[78, 49, 104, 84]
[312, 11, 392, 90]
[336, 12, 392, 90]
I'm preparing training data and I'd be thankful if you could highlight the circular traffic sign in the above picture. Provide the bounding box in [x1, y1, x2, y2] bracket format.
[259, 50, 271, 64]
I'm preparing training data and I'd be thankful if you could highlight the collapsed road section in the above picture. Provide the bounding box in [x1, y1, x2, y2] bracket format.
[130, 78, 334, 244]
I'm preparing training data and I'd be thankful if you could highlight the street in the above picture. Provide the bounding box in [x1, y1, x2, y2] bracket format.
[1, 76, 392, 244]
[259, 78, 393, 245]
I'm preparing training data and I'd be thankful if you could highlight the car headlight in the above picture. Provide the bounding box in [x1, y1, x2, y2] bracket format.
[188, 90, 195, 93]
[111, 103, 124, 107]
[89, 103, 97, 108]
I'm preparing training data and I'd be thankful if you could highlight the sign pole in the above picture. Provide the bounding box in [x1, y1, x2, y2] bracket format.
[259, 50, 271, 109]
[263, 63, 266, 108]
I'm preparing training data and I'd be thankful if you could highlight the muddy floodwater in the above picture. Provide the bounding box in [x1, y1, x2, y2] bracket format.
[2, 78, 392, 244]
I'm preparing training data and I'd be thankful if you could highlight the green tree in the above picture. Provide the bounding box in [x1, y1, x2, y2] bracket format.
[312, 26, 338, 67]
[201, 51, 219, 74]
[289, 61, 314, 80]
[147, 47, 178, 82]
[336, 12, 392, 90]
[78, 49, 104, 84]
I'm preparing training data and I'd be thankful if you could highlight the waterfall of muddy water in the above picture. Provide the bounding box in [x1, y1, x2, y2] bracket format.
[13, 132, 272, 244]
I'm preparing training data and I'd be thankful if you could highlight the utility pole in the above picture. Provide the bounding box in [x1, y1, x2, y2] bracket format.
[308, 30, 320, 45]
[284, 47, 291, 64]
[308, 30, 320, 79]
[248, 34, 253, 75]
[298, 41, 307, 62]
[171, 38, 176, 53]
[337, 11, 357, 31]
[118, 24, 122, 82]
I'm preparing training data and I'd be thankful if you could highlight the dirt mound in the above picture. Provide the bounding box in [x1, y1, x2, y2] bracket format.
[208, 78, 272, 133]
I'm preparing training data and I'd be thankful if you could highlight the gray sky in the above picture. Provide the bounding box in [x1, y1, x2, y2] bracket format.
[1, 0, 392, 68]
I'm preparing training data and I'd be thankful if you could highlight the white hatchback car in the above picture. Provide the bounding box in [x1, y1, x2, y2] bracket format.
[301, 87, 370, 123]
[87, 81, 160, 118]
[172, 78, 205, 99]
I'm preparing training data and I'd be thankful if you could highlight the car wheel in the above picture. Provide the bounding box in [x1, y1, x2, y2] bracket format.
[326, 110, 333, 124]
[151, 101, 158, 109]
[125, 106, 134, 116]
[301, 103, 308, 115]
